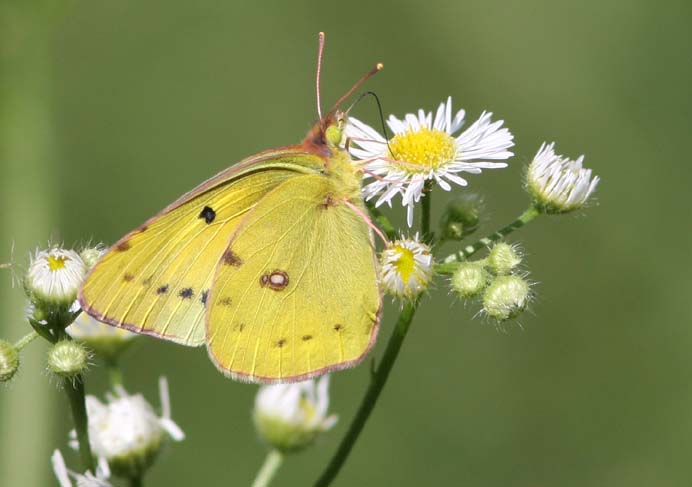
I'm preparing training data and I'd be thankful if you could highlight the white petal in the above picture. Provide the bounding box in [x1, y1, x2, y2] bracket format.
[51, 450, 73, 487]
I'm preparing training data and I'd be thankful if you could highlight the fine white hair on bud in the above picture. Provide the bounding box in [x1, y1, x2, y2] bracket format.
[253, 375, 338, 453]
[0, 339, 20, 383]
[47, 340, 90, 380]
[67, 313, 138, 361]
[487, 242, 522, 275]
[379, 235, 434, 299]
[79, 244, 107, 269]
[69, 377, 185, 478]
[482, 275, 531, 321]
[25, 247, 87, 308]
[527, 142, 600, 214]
[450, 262, 488, 299]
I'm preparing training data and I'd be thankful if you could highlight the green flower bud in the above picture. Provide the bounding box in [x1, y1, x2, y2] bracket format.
[482, 275, 531, 321]
[79, 244, 106, 269]
[439, 194, 482, 241]
[487, 243, 521, 275]
[0, 339, 20, 382]
[450, 262, 488, 299]
[47, 340, 89, 379]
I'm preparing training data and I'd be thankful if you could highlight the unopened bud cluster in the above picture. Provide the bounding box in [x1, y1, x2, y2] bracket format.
[451, 242, 531, 322]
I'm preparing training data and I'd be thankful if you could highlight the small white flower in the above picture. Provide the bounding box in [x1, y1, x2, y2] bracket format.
[527, 142, 600, 214]
[379, 235, 434, 299]
[70, 377, 184, 477]
[51, 449, 111, 487]
[253, 375, 337, 452]
[68, 314, 138, 360]
[25, 247, 86, 307]
[347, 97, 514, 226]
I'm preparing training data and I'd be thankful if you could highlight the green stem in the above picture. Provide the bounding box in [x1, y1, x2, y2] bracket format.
[64, 375, 94, 472]
[421, 180, 433, 244]
[436, 206, 540, 274]
[107, 361, 124, 388]
[365, 200, 397, 241]
[252, 450, 283, 487]
[314, 299, 420, 487]
[13, 331, 38, 351]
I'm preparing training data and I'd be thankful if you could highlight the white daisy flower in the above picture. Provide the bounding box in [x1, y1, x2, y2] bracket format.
[527, 142, 600, 214]
[253, 375, 337, 453]
[67, 313, 138, 361]
[70, 377, 184, 478]
[346, 97, 514, 226]
[379, 235, 434, 299]
[25, 247, 86, 308]
[51, 449, 112, 487]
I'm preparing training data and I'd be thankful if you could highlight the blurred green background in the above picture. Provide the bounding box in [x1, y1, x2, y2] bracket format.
[1, 0, 691, 486]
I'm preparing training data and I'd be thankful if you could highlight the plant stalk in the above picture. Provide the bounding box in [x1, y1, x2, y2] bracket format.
[252, 450, 283, 487]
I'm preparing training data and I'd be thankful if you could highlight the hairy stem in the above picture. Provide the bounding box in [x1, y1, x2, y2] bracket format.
[252, 450, 283, 487]
[64, 375, 94, 472]
[13, 331, 38, 351]
[436, 206, 540, 274]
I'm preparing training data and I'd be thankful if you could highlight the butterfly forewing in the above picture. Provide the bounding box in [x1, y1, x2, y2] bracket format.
[79, 151, 326, 345]
[206, 175, 381, 383]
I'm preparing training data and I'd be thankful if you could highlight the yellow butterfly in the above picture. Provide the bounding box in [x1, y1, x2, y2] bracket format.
[78, 34, 383, 383]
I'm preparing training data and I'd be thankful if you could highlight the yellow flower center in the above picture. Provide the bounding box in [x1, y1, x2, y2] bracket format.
[388, 129, 456, 172]
[393, 246, 415, 282]
[47, 255, 68, 271]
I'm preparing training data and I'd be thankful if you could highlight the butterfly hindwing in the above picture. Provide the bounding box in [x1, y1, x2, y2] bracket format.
[206, 174, 381, 382]
[79, 150, 326, 345]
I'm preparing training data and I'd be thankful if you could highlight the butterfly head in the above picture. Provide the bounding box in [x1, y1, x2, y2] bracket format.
[303, 110, 347, 154]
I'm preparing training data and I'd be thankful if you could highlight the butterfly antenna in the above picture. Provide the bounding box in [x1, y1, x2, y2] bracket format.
[346, 90, 394, 156]
[327, 63, 383, 116]
[316, 32, 326, 121]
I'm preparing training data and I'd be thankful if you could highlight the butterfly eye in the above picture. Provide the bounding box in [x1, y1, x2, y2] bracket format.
[325, 124, 343, 147]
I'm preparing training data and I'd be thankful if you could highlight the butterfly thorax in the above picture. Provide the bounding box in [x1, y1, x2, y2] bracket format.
[303, 115, 364, 203]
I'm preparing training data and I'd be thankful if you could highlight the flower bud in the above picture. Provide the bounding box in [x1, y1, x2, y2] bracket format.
[79, 245, 106, 269]
[527, 142, 600, 214]
[68, 314, 137, 361]
[0, 339, 19, 382]
[379, 235, 433, 299]
[47, 340, 89, 380]
[482, 275, 531, 321]
[25, 247, 86, 309]
[71, 377, 184, 478]
[487, 243, 521, 275]
[439, 194, 482, 241]
[253, 376, 337, 453]
[450, 262, 488, 299]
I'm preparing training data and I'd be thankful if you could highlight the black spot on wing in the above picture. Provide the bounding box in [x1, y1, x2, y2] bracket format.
[222, 249, 243, 267]
[200, 289, 209, 305]
[179, 287, 194, 299]
[199, 206, 216, 224]
[156, 284, 169, 295]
